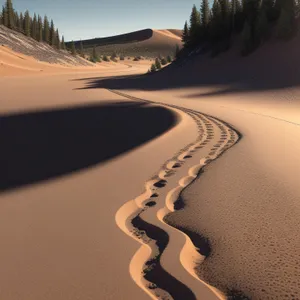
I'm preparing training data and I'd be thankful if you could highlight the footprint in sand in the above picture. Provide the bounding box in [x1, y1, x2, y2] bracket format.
[153, 180, 167, 188]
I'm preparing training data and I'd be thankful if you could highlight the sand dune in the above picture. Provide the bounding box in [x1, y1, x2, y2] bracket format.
[75, 28, 182, 59]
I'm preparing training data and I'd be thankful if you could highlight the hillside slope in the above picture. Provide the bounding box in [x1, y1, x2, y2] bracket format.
[0, 25, 91, 66]
[72, 28, 182, 58]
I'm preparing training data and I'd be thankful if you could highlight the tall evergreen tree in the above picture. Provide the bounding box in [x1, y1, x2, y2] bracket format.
[2, 5, 8, 27]
[49, 19, 55, 45]
[210, 0, 222, 42]
[19, 12, 24, 32]
[24, 10, 30, 36]
[182, 21, 190, 47]
[43, 15, 50, 43]
[14, 11, 20, 30]
[70, 40, 76, 55]
[56, 29, 60, 49]
[79, 40, 84, 57]
[61, 35, 66, 50]
[31, 13, 37, 40]
[219, 0, 231, 36]
[5, 0, 14, 29]
[37, 15, 43, 41]
[201, 0, 210, 29]
[189, 4, 201, 45]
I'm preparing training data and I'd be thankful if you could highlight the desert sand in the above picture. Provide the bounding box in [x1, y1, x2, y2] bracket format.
[2, 32, 300, 300]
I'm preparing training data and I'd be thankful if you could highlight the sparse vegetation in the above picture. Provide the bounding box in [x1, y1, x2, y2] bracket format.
[160, 57, 167, 65]
[150, 63, 156, 72]
[155, 57, 161, 70]
[102, 55, 110, 62]
[90, 46, 100, 63]
[110, 51, 117, 60]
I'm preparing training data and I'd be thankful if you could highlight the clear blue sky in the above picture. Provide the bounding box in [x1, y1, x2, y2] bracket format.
[3, 0, 212, 41]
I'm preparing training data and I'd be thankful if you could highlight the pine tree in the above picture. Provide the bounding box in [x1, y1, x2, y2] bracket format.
[37, 15, 43, 41]
[31, 13, 37, 40]
[2, 5, 8, 27]
[24, 10, 30, 37]
[56, 29, 60, 49]
[5, 0, 14, 29]
[43, 15, 50, 43]
[155, 57, 161, 70]
[14, 11, 20, 31]
[189, 4, 201, 46]
[219, 0, 231, 37]
[19, 12, 24, 32]
[70, 40, 76, 55]
[79, 40, 84, 57]
[61, 35, 66, 50]
[90, 46, 99, 62]
[167, 55, 172, 63]
[210, 0, 222, 42]
[49, 19, 55, 46]
[201, 0, 210, 30]
[182, 21, 190, 47]
[150, 63, 156, 72]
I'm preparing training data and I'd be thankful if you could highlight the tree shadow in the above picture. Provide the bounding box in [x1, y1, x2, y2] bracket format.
[1, 101, 178, 192]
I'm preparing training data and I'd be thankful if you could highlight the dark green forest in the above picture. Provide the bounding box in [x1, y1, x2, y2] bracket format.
[182, 0, 300, 55]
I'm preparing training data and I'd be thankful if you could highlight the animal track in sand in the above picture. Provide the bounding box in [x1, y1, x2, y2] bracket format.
[111, 90, 240, 300]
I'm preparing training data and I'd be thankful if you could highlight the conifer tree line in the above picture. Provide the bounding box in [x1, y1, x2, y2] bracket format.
[0, 0, 66, 50]
[182, 0, 300, 55]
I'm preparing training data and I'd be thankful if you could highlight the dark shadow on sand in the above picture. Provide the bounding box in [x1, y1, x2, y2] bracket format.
[1, 101, 177, 192]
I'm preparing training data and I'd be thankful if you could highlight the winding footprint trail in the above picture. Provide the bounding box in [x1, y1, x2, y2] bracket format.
[111, 90, 240, 300]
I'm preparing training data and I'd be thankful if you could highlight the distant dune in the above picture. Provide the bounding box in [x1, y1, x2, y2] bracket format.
[72, 28, 183, 59]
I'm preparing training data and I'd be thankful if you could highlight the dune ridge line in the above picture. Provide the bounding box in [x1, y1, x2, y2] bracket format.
[111, 89, 241, 299]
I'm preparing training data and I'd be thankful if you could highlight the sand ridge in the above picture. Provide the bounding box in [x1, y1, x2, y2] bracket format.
[112, 90, 240, 299]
